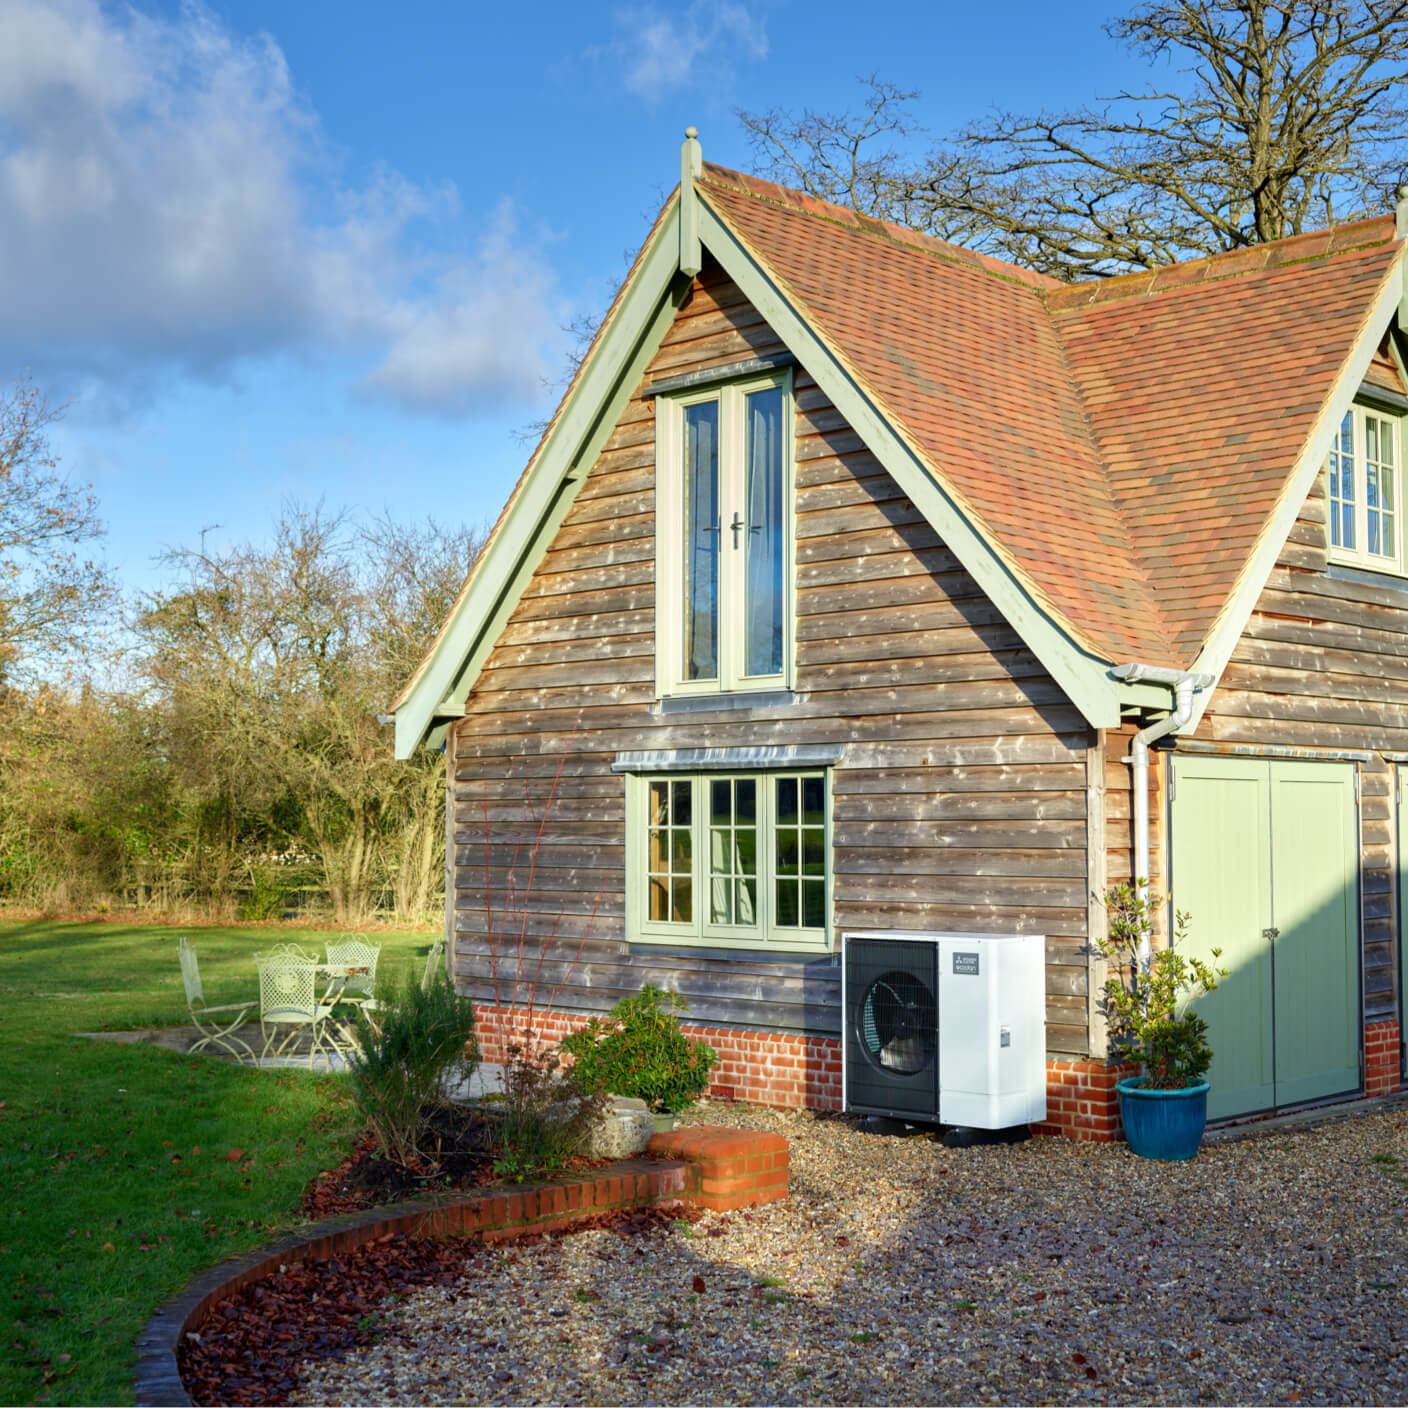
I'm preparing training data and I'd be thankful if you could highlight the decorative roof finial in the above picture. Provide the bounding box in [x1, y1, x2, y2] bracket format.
[1396, 183, 1408, 241]
[680, 126, 703, 277]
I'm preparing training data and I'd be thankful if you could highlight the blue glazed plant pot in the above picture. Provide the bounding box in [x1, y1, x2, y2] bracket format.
[1116, 1077, 1211, 1161]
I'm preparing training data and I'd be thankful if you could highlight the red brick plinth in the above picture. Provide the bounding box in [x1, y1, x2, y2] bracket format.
[648, 1125, 790, 1212]
[476, 1006, 1408, 1142]
[1031, 1058, 1134, 1142]
[1366, 1018, 1401, 1098]
[686, 1027, 842, 1111]
[471, 1004, 844, 1112]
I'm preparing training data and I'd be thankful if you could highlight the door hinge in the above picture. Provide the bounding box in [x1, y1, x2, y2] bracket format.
[1355, 769, 1362, 803]
[1168, 768, 1175, 803]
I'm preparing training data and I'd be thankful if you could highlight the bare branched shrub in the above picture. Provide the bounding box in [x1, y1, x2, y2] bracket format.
[473, 735, 611, 1178]
[487, 1042, 609, 1183]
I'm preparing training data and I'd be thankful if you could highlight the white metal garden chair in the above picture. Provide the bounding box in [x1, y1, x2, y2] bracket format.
[179, 936, 257, 1064]
[254, 943, 342, 1067]
[420, 934, 446, 991]
[324, 933, 381, 1014]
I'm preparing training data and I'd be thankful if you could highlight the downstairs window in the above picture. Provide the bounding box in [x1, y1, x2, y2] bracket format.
[627, 771, 830, 951]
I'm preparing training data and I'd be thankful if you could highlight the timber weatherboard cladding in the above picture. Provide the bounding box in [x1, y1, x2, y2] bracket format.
[449, 263, 1094, 1056]
[1190, 473, 1405, 1022]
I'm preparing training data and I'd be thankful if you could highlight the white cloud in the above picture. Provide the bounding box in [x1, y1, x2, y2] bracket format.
[605, 1, 769, 101]
[0, 0, 563, 418]
[358, 201, 560, 418]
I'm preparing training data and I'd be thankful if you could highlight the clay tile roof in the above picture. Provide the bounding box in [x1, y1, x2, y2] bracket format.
[698, 162, 1404, 668]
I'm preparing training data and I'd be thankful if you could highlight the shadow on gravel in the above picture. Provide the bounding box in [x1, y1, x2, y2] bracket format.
[177, 1104, 1408, 1406]
[512, 1107, 1408, 1406]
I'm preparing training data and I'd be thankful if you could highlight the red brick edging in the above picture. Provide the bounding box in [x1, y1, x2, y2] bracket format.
[649, 1125, 789, 1211]
[133, 1128, 788, 1406]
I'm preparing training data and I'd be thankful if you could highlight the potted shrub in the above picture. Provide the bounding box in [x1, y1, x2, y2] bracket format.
[1095, 882, 1227, 1161]
[560, 985, 718, 1130]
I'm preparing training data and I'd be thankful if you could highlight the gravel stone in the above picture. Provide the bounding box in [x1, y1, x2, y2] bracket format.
[293, 1099, 1408, 1405]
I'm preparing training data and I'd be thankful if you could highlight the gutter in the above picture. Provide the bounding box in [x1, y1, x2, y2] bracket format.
[1109, 663, 1215, 969]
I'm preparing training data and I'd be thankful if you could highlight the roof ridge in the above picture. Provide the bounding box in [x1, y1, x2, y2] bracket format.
[1044, 214, 1397, 312]
[703, 162, 1399, 313]
[698, 162, 1062, 294]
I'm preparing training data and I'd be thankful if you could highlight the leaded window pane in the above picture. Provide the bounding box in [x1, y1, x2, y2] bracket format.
[1329, 411, 1355, 550]
[647, 778, 692, 923]
[775, 880, 799, 926]
[671, 878, 692, 923]
[774, 773, 826, 931]
[1327, 406, 1403, 566]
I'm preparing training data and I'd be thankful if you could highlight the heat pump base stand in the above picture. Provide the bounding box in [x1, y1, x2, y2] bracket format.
[856, 1115, 931, 1138]
[941, 1123, 1032, 1149]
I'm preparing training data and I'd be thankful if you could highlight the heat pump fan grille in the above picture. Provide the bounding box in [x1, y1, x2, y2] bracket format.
[858, 969, 937, 1077]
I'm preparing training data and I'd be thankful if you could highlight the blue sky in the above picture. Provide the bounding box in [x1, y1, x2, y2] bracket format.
[2, 0, 1149, 597]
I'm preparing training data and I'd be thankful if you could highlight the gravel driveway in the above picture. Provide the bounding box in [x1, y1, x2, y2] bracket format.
[294, 1099, 1408, 1405]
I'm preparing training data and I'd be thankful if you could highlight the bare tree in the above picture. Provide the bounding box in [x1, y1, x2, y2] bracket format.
[362, 512, 485, 922]
[139, 508, 391, 921]
[741, 1, 1408, 279]
[135, 506, 484, 924]
[0, 380, 115, 682]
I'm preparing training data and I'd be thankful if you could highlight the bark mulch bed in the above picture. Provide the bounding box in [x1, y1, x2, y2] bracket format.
[177, 1117, 698, 1407]
[299, 1107, 618, 1220]
[298, 1136, 494, 1219]
[177, 1205, 704, 1406]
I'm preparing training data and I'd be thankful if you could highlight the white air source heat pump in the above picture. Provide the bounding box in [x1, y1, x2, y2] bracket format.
[841, 931, 1046, 1128]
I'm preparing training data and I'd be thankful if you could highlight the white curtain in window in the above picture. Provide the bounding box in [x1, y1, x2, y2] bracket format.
[707, 826, 756, 926]
[709, 827, 731, 924]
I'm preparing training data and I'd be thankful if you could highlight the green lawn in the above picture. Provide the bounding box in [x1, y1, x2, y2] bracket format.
[0, 919, 433, 1406]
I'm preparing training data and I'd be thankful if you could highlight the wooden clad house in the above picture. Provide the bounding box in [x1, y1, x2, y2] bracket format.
[392, 131, 1408, 1138]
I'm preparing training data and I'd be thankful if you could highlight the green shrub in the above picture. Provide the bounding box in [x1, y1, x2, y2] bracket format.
[346, 970, 478, 1164]
[560, 984, 717, 1113]
[485, 1041, 610, 1183]
[1095, 883, 1227, 1089]
[239, 868, 285, 921]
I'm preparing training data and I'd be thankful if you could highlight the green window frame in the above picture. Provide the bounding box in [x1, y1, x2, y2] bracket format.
[1326, 401, 1404, 574]
[654, 370, 794, 696]
[626, 770, 830, 951]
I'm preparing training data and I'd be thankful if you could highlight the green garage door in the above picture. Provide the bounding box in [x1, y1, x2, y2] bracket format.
[1170, 756, 1361, 1121]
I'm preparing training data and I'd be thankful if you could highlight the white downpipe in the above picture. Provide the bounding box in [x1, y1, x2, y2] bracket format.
[1110, 663, 1214, 970]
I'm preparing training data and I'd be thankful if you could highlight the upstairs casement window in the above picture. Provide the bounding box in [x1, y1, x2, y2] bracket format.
[626, 770, 830, 951]
[1326, 402, 1404, 574]
[655, 371, 793, 695]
